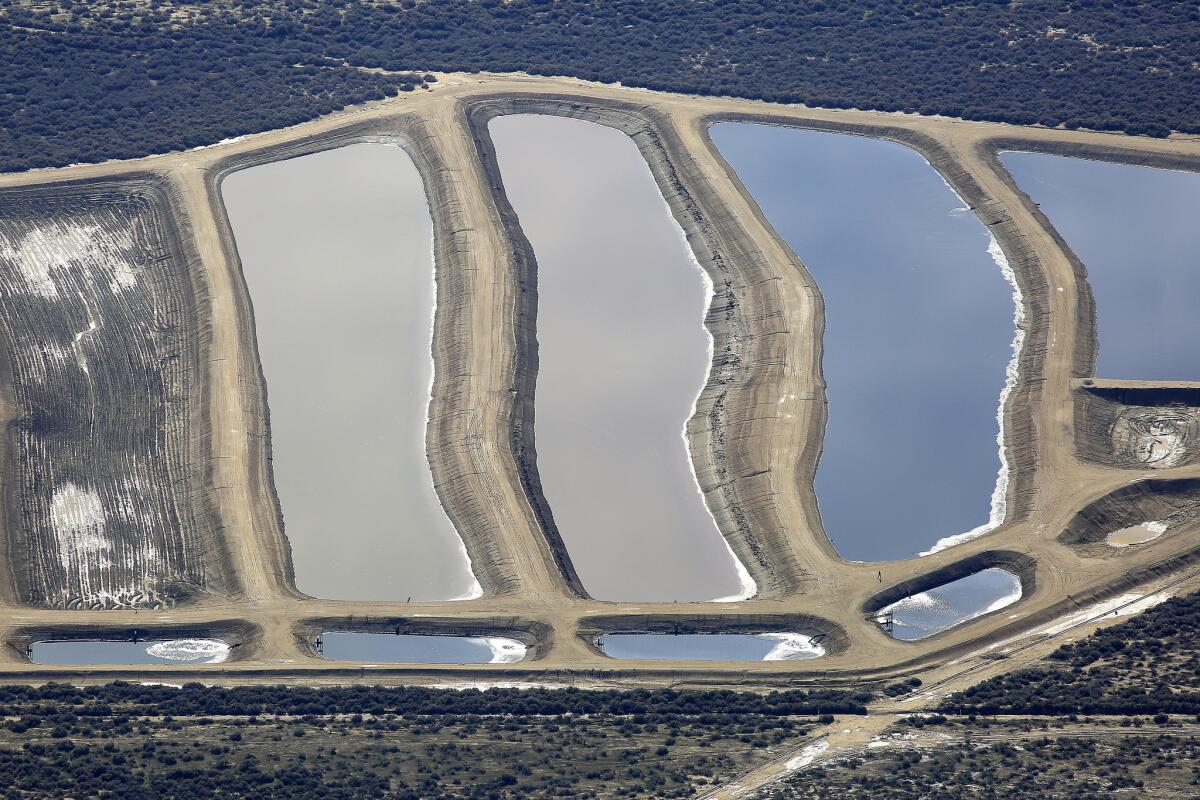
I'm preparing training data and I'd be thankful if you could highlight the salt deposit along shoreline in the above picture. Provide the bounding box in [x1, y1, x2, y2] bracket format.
[920, 235, 1026, 555]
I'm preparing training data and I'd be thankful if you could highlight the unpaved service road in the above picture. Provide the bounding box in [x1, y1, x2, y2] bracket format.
[0, 74, 1198, 691]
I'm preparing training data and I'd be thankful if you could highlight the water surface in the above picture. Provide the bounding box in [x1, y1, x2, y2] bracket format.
[30, 639, 230, 665]
[597, 633, 824, 661]
[877, 568, 1022, 640]
[489, 115, 750, 601]
[318, 632, 525, 663]
[1001, 152, 1200, 379]
[222, 144, 478, 601]
[1107, 521, 1168, 548]
[712, 123, 1017, 561]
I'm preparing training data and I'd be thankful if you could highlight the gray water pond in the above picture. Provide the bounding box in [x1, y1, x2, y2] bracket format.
[596, 633, 825, 661]
[489, 114, 752, 602]
[222, 143, 479, 602]
[316, 632, 526, 664]
[29, 638, 230, 665]
[876, 568, 1022, 641]
[711, 123, 1019, 562]
[1001, 152, 1200, 380]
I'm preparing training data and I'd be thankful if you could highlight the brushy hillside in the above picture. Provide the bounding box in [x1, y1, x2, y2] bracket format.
[945, 590, 1200, 716]
[3, 0, 1199, 172]
[759, 726, 1200, 800]
[0, 682, 868, 799]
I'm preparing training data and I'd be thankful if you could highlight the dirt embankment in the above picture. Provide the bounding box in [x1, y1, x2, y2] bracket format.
[462, 94, 838, 600]
[200, 114, 562, 601]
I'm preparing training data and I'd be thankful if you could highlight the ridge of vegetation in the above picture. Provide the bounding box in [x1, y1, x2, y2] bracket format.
[0, 682, 869, 718]
[0, 682, 869, 798]
[760, 723, 1200, 799]
[4, 0, 1200, 173]
[944, 590, 1200, 716]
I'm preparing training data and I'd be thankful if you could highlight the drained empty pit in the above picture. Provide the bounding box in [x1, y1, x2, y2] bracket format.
[1058, 478, 1200, 551]
[0, 181, 223, 609]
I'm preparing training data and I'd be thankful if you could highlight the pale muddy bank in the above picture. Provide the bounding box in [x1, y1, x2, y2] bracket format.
[221, 143, 479, 602]
[1000, 152, 1200, 380]
[486, 113, 751, 602]
[0, 177, 228, 609]
[317, 632, 526, 664]
[597, 633, 824, 662]
[710, 123, 1017, 562]
[1107, 521, 1168, 548]
[1058, 477, 1200, 554]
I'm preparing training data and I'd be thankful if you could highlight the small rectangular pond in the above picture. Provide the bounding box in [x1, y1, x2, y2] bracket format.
[711, 123, 1020, 561]
[221, 143, 479, 602]
[597, 633, 824, 661]
[876, 568, 1022, 641]
[29, 639, 230, 665]
[489, 114, 752, 602]
[317, 632, 526, 664]
[1000, 152, 1200, 380]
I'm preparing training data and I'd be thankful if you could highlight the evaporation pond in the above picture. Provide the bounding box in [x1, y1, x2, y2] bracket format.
[711, 123, 1016, 561]
[1001, 152, 1200, 379]
[489, 114, 748, 601]
[597, 633, 824, 661]
[880, 568, 1022, 641]
[318, 633, 526, 664]
[222, 144, 477, 601]
[30, 639, 230, 665]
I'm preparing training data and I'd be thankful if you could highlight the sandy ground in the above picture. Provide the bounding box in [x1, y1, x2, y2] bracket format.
[0, 73, 1197, 692]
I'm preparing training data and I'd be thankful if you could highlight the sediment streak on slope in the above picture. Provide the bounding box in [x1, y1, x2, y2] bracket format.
[0, 184, 220, 609]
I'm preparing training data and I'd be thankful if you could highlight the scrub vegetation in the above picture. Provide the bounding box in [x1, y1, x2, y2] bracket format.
[3, 0, 1198, 172]
[760, 724, 1200, 799]
[0, 181, 224, 609]
[0, 682, 867, 799]
[760, 591, 1200, 798]
[944, 590, 1200, 716]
